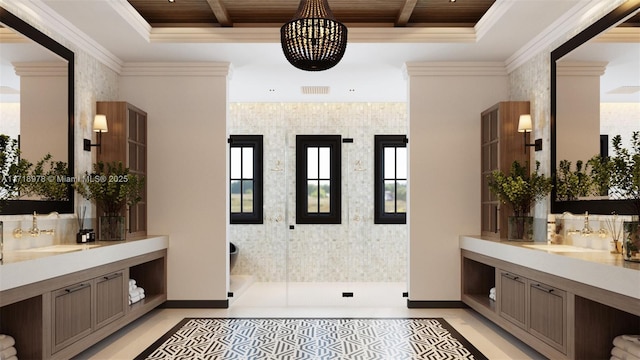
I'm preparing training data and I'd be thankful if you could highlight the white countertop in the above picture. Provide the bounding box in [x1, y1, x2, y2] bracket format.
[0, 235, 169, 292]
[459, 236, 640, 299]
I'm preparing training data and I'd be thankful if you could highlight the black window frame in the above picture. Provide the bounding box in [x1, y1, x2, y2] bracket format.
[374, 135, 407, 224]
[296, 135, 342, 224]
[229, 135, 263, 224]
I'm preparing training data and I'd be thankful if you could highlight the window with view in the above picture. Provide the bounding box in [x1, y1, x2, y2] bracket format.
[229, 135, 263, 224]
[296, 135, 341, 224]
[375, 135, 407, 224]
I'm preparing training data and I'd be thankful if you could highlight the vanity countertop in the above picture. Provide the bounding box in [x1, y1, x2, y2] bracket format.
[459, 235, 640, 299]
[0, 235, 169, 292]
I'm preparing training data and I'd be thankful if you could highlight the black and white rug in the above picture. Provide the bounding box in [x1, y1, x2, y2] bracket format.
[135, 318, 487, 360]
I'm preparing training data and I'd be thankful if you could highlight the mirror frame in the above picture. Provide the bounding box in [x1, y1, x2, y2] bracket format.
[0, 7, 74, 215]
[550, 0, 640, 215]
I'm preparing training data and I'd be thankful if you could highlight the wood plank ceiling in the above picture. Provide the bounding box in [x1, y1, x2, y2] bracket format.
[126, 0, 497, 28]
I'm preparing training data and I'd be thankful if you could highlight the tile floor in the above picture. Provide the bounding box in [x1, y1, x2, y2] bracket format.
[75, 281, 545, 359]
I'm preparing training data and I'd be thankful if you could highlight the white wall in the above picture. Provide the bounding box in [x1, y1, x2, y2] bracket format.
[15, 62, 68, 165]
[556, 62, 605, 167]
[119, 63, 230, 301]
[405, 63, 508, 301]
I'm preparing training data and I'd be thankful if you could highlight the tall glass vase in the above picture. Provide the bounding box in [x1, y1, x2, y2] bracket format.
[508, 216, 534, 241]
[99, 215, 125, 241]
[622, 221, 640, 262]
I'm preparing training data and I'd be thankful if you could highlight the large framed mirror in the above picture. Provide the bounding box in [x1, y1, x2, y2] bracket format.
[0, 6, 74, 214]
[551, 0, 640, 215]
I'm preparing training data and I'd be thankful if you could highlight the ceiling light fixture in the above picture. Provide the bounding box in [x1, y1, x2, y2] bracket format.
[280, 0, 348, 71]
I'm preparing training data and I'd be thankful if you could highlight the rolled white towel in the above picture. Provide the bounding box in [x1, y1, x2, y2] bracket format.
[623, 336, 640, 345]
[614, 336, 640, 358]
[0, 346, 17, 359]
[129, 279, 136, 287]
[131, 294, 142, 304]
[489, 287, 496, 293]
[612, 346, 640, 360]
[129, 287, 145, 297]
[0, 335, 15, 350]
[489, 293, 496, 301]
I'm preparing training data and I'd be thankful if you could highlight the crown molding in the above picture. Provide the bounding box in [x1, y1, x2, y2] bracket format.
[121, 62, 232, 77]
[13, 61, 67, 76]
[556, 61, 608, 76]
[108, 0, 151, 41]
[505, 0, 624, 73]
[4, 0, 123, 73]
[475, 0, 514, 41]
[593, 27, 640, 42]
[149, 26, 476, 43]
[404, 62, 507, 77]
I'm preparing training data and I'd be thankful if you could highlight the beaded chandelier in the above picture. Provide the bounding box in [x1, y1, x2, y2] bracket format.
[280, 0, 348, 71]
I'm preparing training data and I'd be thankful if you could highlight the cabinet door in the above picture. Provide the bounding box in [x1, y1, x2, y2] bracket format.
[52, 282, 92, 352]
[498, 271, 527, 329]
[95, 271, 125, 329]
[529, 282, 566, 353]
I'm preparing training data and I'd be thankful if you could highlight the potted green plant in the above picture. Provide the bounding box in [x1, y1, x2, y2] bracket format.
[609, 132, 640, 261]
[587, 154, 613, 197]
[488, 160, 553, 240]
[0, 134, 31, 208]
[75, 161, 144, 240]
[23, 153, 69, 201]
[555, 159, 593, 201]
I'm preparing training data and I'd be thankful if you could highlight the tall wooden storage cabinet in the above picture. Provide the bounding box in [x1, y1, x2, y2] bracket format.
[96, 102, 147, 237]
[480, 101, 530, 239]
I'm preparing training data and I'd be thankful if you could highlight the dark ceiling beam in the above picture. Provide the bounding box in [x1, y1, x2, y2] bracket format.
[396, 0, 418, 26]
[206, 0, 233, 26]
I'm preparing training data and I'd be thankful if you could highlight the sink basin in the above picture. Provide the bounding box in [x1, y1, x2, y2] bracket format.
[19, 244, 100, 253]
[522, 244, 602, 253]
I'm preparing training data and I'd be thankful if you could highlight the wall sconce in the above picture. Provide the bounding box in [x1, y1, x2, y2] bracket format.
[517, 114, 542, 153]
[84, 114, 108, 153]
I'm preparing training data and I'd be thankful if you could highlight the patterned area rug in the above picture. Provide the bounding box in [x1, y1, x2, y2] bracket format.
[135, 318, 487, 360]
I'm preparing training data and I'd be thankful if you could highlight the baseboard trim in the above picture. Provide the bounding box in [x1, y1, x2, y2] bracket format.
[162, 300, 229, 309]
[407, 300, 468, 309]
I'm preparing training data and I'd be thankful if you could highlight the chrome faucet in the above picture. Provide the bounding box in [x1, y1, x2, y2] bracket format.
[12, 211, 55, 238]
[581, 211, 593, 235]
[29, 211, 40, 237]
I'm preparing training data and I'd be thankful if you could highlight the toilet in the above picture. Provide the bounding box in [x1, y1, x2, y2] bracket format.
[230, 242, 239, 271]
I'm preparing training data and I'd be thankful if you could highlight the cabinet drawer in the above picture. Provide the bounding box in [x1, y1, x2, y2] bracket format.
[529, 281, 567, 353]
[95, 271, 126, 329]
[498, 271, 527, 329]
[52, 282, 92, 353]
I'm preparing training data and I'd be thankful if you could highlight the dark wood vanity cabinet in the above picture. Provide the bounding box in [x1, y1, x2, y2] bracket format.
[461, 248, 640, 360]
[96, 101, 148, 237]
[529, 281, 566, 352]
[480, 102, 530, 238]
[94, 271, 126, 329]
[52, 282, 93, 353]
[498, 270, 527, 329]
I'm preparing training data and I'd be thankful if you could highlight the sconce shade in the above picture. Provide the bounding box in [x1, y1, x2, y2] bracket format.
[517, 114, 532, 132]
[280, 0, 348, 71]
[93, 114, 108, 132]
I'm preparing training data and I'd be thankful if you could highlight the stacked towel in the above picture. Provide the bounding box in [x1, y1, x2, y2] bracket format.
[611, 335, 640, 360]
[129, 279, 145, 305]
[489, 287, 496, 301]
[0, 334, 17, 360]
